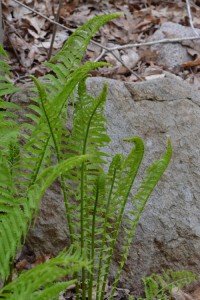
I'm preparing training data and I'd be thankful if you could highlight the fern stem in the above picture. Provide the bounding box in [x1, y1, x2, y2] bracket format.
[29, 135, 50, 186]
[100, 200, 125, 300]
[80, 162, 86, 300]
[42, 102, 74, 243]
[88, 179, 100, 300]
[80, 92, 104, 299]
[96, 168, 117, 300]
[31, 77, 75, 242]
[80, 114, 89, 299]
[100, 190, 134, 300]
[100, 138, 144, 300]
[109, 213, 141, 300]
[60, 175, 74, 243]
[4, 258, 14, 286]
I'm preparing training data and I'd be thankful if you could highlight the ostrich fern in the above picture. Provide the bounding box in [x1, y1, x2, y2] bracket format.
[0, 13, 120, 299]
[140, 270, 196, 300]
[0, 247, 90, 300]
[0, 13, 173, 300]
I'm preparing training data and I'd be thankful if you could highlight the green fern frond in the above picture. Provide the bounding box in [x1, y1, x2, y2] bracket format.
[32, 282, 74, 300]
[96, 154, 124, 299]
[142, 269, 196, 300]
[109, 138, 172, 300]
[0, 44, 8, 57]
[0, 247, 90, 300]
[19, 62, 107, 190]
[67, 82, 111, 296]
[63, 80, 110, 251]
[47, 13, 121, 74]
[43, 13, 120, 105]
[66, 79, 110, 158]
[88, 172, 106, 300]
[99, 137, 145, 299]
[15, 14, 113, 193]
[0, 44, 19, 93]
[0, 16, 115, 271]
[0, 154, 91, 282]
[0, 199, 29, 281]
[0, 47, 20, 150]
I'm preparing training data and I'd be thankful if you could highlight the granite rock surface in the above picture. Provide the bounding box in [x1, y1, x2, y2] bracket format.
[149, 22, 200, 67]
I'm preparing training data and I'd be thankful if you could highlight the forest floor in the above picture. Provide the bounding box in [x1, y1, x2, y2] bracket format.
[2, 0, 200, 85]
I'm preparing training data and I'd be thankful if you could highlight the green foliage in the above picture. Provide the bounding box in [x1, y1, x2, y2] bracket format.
[0, 45, 20, 149]
[0, 247, 90, 300]
[140, 270, 196, 300]
[0, 12, 172, 300]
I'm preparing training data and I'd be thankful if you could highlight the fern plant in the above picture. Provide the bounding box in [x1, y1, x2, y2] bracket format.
[62, 81, 172, 300]
[0, 247, 90, 300]
[139, 269, 196, 300]
[0, 12, 172, 300]
[0, 13, 120, 299]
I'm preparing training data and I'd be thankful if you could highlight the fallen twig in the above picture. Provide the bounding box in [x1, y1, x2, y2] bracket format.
[94, 48, 106, 63]
[186, 0, 199, 36]
[105, 36, 200, 51]
[47, 0, 63, 60]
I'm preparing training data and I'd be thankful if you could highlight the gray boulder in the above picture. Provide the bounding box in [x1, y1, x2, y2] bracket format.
[11, 75, 200, 296]
[149, 22, 200, 67]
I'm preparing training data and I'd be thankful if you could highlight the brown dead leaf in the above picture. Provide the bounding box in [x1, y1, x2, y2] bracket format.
[139, 48, 158, 64]
[191, 287, 200, 300]
[182, 40, 200, 56]
[22, 16, 46, 35]
[16, 259, 32, 271]
[182, 57, 200, 68]
[30, 65, 49, 77]
[60, 2, 78, 18]
[134, 16, 159, 31]
[32, 254, 51, 267]
[8, 33, 29, 51]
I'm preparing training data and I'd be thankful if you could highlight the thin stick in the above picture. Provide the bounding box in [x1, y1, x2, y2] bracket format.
[106, 35, 200, 51]
[94, 48, 106, 62]
[186, 0, 199, 36]
[47, 0, 63, 60]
